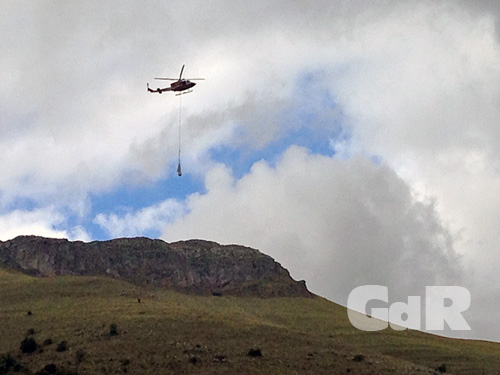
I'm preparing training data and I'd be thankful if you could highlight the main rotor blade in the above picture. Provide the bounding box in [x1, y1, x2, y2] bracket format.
[179, 64, 185, 80]
[154, 77, 204, 81]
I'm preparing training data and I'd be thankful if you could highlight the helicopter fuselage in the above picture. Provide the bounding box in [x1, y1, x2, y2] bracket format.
[171, 79, 196, 92]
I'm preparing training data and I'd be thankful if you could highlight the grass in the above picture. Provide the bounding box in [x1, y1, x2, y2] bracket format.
[1, 268, 500, 374]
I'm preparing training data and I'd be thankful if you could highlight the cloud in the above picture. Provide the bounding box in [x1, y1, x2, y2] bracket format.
[319, 1, 500, 337]
[162, 146, 463, 304]
[94, 198, 185, 238]
[0, 1, 182, 208]
[2, 0, 495, 208]
[0, 207, 89, 242]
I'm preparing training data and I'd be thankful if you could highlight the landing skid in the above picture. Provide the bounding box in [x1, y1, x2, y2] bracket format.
[175, 90, 193, 96]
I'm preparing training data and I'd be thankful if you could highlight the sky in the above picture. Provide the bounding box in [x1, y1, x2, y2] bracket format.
[1, 0, 500, 341]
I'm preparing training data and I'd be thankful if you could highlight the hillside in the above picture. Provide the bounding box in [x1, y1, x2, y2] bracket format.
[1, 271, 500, 374]
[1, 237, 500, 374]
[0, 236, 311, 298]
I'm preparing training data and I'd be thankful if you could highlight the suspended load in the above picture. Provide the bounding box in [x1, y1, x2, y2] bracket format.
[177, 160, 182, 177]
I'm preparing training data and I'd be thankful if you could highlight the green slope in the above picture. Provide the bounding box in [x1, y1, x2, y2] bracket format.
[1, 268, 499, 374]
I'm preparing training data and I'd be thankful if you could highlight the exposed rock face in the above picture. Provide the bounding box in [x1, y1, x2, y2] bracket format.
[0, 236, 313, 298]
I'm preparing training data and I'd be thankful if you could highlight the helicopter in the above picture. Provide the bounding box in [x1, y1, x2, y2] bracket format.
[147, 65, 204, 95]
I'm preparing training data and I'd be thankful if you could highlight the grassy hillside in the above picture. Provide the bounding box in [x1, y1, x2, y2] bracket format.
[1, 268, 499, 374]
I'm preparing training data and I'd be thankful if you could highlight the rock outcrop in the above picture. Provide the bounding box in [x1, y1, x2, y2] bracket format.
[0, 236, 312, 298]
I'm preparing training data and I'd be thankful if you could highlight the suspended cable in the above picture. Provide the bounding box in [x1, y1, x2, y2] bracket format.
[177, 94, 182, 176]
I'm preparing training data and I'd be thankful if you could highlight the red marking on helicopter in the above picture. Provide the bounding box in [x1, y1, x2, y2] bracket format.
[147, 65, 204, 95]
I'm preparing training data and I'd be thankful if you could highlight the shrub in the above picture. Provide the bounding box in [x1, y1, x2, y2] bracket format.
[247, 348, 262, 357]
[109, 324, 118, 337]
[120, 359, 130, 366]
[188, 356, 199, 364]
[56, 341, 68, 352]
[352, 354, 365, 362]
[0, 354, 22, 374]
[20, 337, 38, 353]
[39, 363, 57, 374]
[436, 363, 447, 373]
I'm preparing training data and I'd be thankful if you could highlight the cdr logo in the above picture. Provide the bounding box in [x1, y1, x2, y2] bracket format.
[347, 285, 471, 331]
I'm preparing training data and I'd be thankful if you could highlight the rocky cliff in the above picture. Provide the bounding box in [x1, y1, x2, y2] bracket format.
[0, 236, 312, 298]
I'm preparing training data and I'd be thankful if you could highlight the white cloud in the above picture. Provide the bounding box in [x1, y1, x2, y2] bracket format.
[162, 146, 463, 304]
[2, 0, 495, 208]
[0, 208, 89, 242]
[317, 1, 500, 339]
[94, 199, 185, 238]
